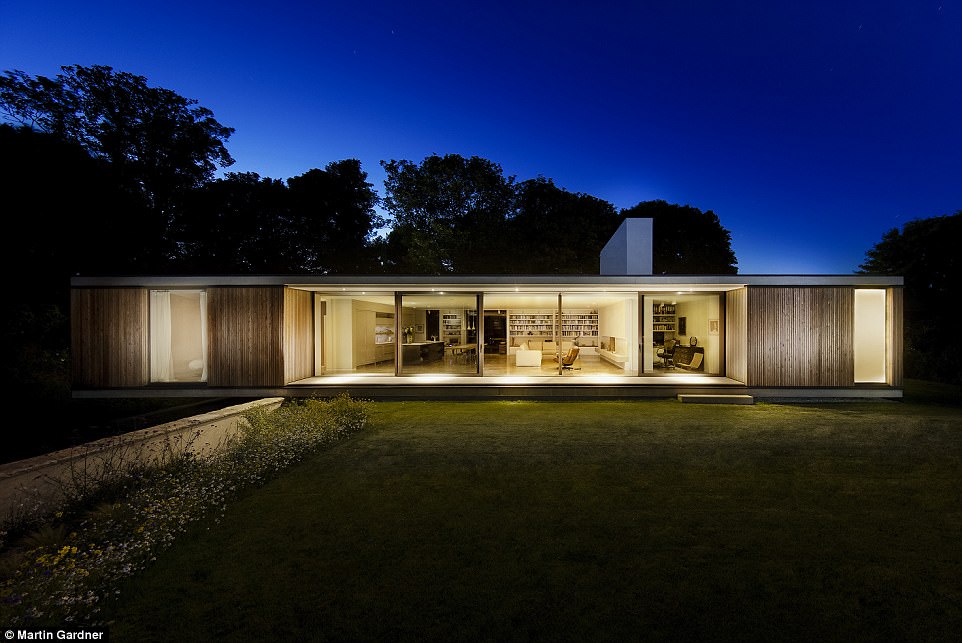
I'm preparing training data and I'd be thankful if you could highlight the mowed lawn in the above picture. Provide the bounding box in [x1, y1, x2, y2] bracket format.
[110, 392, 961, 642]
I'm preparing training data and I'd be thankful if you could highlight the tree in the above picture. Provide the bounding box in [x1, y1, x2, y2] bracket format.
[511, 177, 620, 274]
[173, 161, 382, 274]
[287, 160, 382, 273]
[380, 154, 516, 273]
[173, 172, 292, 274]
[859, 211, 961, 384]
[0, 124, 155, 432]
[619, 201, 737, 274]
[0, 124, 154, 299]
[1, 65, 235, 261]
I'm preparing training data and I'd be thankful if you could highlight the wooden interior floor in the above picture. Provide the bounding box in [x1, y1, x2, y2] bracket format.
[339, 352, 632, 376]
[337, 351, 708, 378]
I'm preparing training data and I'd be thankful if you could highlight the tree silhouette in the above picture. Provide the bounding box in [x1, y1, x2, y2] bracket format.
[380, 154, 516, 273]
[859, 211, 961, 383]
[511, 177, 620, 274]
[619, 200, 737, 274]
[287, 160, 382, 273]
[173, 162, 382, 274]
[1, 65, 234, 263]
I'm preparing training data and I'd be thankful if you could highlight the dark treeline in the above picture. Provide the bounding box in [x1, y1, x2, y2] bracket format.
[0, 65, 738, 299]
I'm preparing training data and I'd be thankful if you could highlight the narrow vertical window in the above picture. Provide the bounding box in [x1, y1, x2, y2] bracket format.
[854, 289, 886, 383]
[150, 289, 207, 382]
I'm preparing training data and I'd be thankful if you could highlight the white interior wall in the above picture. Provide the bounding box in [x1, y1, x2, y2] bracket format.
[329, 299, 354, 371]
[854, 289, 887, 382]
[675, 297, 721, 374]
[599, 297, 637, 372]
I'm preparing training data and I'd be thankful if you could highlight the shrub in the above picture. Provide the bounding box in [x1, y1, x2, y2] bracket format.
[0, 394, 368, 627]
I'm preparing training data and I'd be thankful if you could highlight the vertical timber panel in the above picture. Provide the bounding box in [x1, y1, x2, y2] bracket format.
[747, 287, 854, 387]
[71, 288, 148, 388]
[725, 288, 748, 383]
[207, 287, 284, 387]
[284, 287, 314, 384]
[887, 287, 904, 387]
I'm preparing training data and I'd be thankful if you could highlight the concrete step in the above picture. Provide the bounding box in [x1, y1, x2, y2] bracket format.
[678, 394, 755, 405]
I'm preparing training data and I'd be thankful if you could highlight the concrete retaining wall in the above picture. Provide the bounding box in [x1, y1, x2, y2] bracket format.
[0, 398, 284, 523]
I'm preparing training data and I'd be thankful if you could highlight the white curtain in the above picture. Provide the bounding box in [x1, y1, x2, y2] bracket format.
[150, 290, 173, 382]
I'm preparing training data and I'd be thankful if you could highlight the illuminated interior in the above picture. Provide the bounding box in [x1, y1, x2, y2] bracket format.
[854, 289, 887, 383]
[149, 289, 207, 382]
[642, 293, 723, 375]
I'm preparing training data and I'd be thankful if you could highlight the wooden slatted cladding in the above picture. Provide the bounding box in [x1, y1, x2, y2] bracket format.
[284, 287, 314, 383]
[887, 287, 904, 387]
[725, 288, 748, 383]
[207, 287, 284, 387]
[71, 288, 149, 387]
[747, 287, 854, 387]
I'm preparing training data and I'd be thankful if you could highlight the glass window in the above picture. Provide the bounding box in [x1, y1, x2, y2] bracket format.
[314, 293, 396, 376]
[854, 289, 887, 383]
[484, 292, 560, 377]
[643, 293, 723, 375]
[150, 290, 207, 382]
[399, 293, 479, 375]
[562, 292, 638, 376]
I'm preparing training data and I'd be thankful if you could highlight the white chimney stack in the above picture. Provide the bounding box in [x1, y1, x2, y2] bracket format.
[599, 218, 653, 275]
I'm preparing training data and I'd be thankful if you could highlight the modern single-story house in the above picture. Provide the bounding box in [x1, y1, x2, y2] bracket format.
[70, 219, 903, 400]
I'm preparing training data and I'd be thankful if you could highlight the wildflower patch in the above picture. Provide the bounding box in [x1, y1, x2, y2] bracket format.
[0, 394, 368, 627]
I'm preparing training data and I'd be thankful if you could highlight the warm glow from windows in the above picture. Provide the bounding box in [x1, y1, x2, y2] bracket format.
[854, 289, 886, 383]
[150, 290, 207, 383]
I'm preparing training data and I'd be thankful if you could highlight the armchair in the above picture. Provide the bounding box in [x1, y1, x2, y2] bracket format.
[561, 346, 581, 371]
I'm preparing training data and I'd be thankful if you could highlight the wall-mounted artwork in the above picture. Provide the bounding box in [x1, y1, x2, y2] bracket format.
[709, 319, 719, 335]
[678, 316, 687, 335]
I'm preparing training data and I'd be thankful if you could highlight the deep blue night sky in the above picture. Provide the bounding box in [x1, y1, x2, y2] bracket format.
[2, 1, 959, 274]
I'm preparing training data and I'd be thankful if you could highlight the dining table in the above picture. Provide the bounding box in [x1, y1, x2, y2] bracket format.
[448, 343, 478, 363]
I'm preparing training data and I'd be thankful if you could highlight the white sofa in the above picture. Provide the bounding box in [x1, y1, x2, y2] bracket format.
[514, 339, 575, 366]
[515, 345, 543, 366]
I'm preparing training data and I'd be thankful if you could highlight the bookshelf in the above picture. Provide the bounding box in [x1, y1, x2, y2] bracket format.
[508, 310, 599, 338]
[652, 303, 676, 333]
[442, 311, 462, 344]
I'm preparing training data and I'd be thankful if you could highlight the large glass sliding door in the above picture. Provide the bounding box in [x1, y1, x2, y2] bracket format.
[313, 293, 396, 375]
[559, 292, 638, 376]
[483, 293, 560, 376]
[399, 293, 480, 375]
[481, 292, 638, 376]
[642, 293, 724, 375]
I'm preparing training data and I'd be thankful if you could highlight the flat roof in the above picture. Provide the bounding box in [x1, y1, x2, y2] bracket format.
[71, 274, 903, 289]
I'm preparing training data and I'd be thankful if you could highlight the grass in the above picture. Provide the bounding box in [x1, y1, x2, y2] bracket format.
[106, 388, 960, 642]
